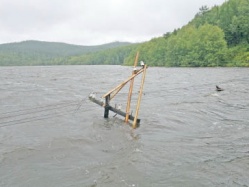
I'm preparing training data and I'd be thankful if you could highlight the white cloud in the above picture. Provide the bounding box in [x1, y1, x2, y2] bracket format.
[0, 0, 226, 45]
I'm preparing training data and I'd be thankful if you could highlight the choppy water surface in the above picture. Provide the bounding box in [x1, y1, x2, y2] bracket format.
[0, 66, 248, 187]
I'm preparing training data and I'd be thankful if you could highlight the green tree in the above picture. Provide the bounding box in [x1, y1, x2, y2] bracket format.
[166, 24, 227, 67]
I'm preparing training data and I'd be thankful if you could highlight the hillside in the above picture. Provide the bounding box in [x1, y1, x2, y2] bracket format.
[122, 0, 249, 67]
[55, 0, 249, 67]
[0, 40, 133, 66]
[1, 0, 249, 67]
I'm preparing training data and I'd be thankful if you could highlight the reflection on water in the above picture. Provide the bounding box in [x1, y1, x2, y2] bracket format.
[0, 66, 249, 187]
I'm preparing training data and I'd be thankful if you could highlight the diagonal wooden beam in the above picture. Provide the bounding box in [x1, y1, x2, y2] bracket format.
[102, 67, 145, 98]
[110, 83, 126, 100]
[133, 64, 147, 128]
[125, 51, 139, 122]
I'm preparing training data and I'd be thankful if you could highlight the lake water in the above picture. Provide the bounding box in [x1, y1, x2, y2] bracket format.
[0, 66, 248, 187]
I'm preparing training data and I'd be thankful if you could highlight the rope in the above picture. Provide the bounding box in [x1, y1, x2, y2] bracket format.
[0, 96, 95, 128]
[0, 106, 96, 128]
[0, 101, 79, 120]
[0, 89, 155, 128]
[0, 99, 79, 116]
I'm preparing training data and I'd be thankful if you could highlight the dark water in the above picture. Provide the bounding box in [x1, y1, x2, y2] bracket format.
[0, 66, 248, 187]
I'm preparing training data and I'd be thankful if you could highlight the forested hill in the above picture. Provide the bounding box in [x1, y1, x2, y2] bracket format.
[0, 40, 133, 66]
[1, 0, 249, 67]
[56, 0, 249, 67]
[123, 0, 249, 67]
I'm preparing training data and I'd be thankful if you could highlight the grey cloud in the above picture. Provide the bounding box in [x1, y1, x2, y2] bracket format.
[0, 0, 226, 45]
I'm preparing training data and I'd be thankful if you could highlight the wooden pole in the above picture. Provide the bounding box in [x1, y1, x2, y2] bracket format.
[125, 52, 139, 122]
[133, 65, 147, 128]
[104, 94, 110, 118]
[110, 83, 126, 100]
[102, 67, 145, 99]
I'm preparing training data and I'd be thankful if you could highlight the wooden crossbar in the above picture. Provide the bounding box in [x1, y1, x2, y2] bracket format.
[102, 67, 145, 98]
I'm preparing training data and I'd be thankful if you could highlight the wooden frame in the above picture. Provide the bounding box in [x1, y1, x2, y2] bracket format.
[89, 52, 147, 129]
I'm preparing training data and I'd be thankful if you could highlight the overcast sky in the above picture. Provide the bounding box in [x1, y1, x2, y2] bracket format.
[0, 0, 226, 46]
